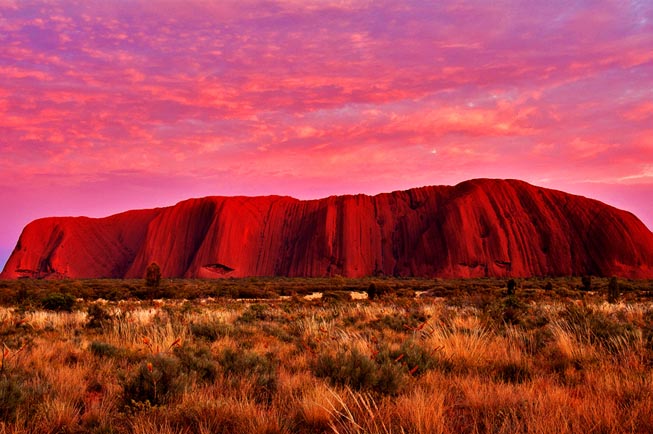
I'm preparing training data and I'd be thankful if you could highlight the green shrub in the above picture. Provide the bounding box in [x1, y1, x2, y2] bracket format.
[261, 324, 294, 343]
[89, 341, 120, 358]
[41, 292, 76, 312]
[373, 314, 410, 333]
[218, 348, 278, 402]
[174, 343, 218, 383]
[372, 305, 428, 333]
[237, 304, 270, 323]
[373, 360, 407, 395]
[313, 348, 407, 395]
[86, 303, 112, 329]
[388, 340, 439, 375]
[485, 295, 526, 326]
[314, 348, 377, 390]
[0, 376, 24, 421]
[122, 354, 183, 406]
[190, 321, 232, 341]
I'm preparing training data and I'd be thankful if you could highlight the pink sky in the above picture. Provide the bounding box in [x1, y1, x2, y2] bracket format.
[1, 0, 652, 269]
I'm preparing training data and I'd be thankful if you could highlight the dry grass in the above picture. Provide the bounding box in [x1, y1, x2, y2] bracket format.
[0, 279, 652, 433]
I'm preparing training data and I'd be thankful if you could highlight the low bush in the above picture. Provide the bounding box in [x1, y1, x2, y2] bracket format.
[395, 288, 416, 298]
[314, 348, 377, 390]
[321, 291, 351, 302]
[218, 348, 278, 402]
[313, 347, 408, 395]
[0, 376, 24, 422]
[41, 292, 76, 312]
[122, 354, 183, 406]
[237, 303, 270, 323]
[485, 295, 527, 326]
[174, 343, 219, 383]
[233, 286, 276, 299]
[89, 341, 120, 358]
[86, 303, 112, 329]
[190, 321, 232, 341]
[366, 283, 390, 300]
[387, 340, 439, 375]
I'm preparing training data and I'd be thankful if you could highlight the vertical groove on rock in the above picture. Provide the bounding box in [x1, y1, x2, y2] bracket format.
[2, 179, 653, 279]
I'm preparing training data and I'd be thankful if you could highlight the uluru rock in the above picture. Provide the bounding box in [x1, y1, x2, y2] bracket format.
[2, 179, 653, 279]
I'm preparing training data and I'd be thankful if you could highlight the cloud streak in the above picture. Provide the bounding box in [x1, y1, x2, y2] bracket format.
[1, 0, 653, 267]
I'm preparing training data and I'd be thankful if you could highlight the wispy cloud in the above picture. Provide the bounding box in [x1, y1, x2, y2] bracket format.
[1, 0, 653, 265]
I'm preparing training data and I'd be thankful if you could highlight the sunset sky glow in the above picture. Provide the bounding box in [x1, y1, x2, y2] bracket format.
[1, 0, 653, 268]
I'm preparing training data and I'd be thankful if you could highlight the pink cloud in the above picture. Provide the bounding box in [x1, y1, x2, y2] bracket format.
[1, 0, 653, 267]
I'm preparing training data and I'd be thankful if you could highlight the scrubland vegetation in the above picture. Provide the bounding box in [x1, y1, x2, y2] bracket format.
[0, 277, 652, 433]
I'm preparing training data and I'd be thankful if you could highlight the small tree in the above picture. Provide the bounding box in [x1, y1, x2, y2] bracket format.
[608, 277, 619, 304]
[366, 283, 378, 300]
[146, 262, 161, 288]
[506, 279, 516, 296]
[581, 276, 592, 292]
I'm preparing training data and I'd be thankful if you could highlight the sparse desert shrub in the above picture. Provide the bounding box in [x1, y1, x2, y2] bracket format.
[261, 323, 294, 343]
[41, 292, 76, 312]
[321, 290, 351, 302]
[218, 348, 278, 402]
[232, 285, 276, 299]
[89, 341, 120, 358]
[313, 347, 408, 395]
[123, 354, 183, 406]
[485, 295, 526, 326]
[237, 303, 270, 323]
[372, 314, 409, 333]
[372, 305, 427, 333]
[395, 288, 416, 298]
[174, 343, 218, 383]
[501, 296, 524, 325]
[373, 359, 407, 395]
[0, 376, 24, 422]
[366, 282, 391, 300]
[387, 339, 440, 375]
[314, 348, 377, 391]
[96, 285, 130, 301]
[190, 321, 232, 341]
[86, 303, 112, 329]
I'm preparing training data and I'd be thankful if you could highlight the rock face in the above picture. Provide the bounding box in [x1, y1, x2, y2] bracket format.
[2, 179, 653, 279]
